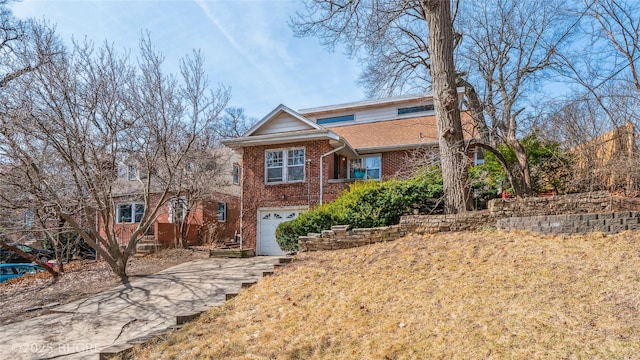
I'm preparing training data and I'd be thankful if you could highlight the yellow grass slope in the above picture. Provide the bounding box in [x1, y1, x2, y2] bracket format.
[133, 231, 640, 359]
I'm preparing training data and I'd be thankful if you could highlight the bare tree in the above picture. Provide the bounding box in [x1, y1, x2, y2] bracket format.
[292, 0, 470, 212]
[0, 1, 60, 89]
[168, 147, 234, 248]
[212, 107, 255, 140]
[0, 35, 230, 280]
[292, 0, 581, 197]
[456, 0, 579, 195]
[586, 0, 640, 93]
[0, 1, 62, 277]
[541, 82, 640, 194]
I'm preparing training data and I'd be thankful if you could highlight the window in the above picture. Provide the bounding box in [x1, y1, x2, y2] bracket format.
[217, 202, 227, 222]
[317, 114, 355, 125]
[397, 104, 434, 115]
[266, 148, 305, 183]
[349, 155, 381, 180]
[116, 203, 145, 223]
[128, 165, 137, 181]
[474, 149, 485, 165]
[169, 197, 187, 223]
[22, 209, 35, 228]
[233, 163, 240, 185]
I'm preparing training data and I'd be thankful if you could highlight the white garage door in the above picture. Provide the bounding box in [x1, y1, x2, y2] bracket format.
[257, 207, 305, 256]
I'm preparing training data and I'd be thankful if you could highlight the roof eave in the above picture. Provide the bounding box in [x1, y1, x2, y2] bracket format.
[355, 141, 439, 155]
[221, 129, 339, 148]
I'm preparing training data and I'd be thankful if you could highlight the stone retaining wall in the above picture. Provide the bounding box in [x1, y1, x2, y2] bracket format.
[299, 212, 497, 252]
[399, 211, 499, 233]
[497, 211, 640, 235]
[298, 192, 640, 252]
[487, 191, 612, 216]
[298, 225, 410, 252]
[487, 191, 640, 217]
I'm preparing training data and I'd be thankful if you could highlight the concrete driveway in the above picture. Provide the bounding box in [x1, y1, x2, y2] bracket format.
[0, 256, 287, 359]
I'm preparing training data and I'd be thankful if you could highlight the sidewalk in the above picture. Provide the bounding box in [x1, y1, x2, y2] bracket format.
[0, 256, 286, 359]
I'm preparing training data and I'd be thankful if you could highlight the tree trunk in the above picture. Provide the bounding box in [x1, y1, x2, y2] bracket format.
[54, 218, 64, 274]
[423, 0, 471, 213]
[507, 139, 533, 196]
[114, 251, 129, 283]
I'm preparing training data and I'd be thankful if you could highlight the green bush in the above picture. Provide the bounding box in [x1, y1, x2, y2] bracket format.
[275, 168, 443, 252]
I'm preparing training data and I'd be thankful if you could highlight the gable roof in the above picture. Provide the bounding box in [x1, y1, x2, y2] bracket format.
[243, 104, 321, 137]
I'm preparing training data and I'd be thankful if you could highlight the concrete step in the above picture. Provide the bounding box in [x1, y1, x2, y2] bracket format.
[135, 237, 166, 256]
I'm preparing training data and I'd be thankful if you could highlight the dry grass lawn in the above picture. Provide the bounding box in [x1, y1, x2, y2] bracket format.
[132, 230, 640, 359]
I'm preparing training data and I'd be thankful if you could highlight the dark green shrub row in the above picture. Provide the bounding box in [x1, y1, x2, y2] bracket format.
[275, 169, 444, 252]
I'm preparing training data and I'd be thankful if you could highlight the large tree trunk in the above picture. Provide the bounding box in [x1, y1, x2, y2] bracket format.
[507, 138, 533, 196]
[423, 0, 471, 213]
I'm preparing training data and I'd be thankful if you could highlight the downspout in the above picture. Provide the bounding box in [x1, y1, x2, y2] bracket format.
[319, 143, 347, 205]
[239, 159, 243, 250]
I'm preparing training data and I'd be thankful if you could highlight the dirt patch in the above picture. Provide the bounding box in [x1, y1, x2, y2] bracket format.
[0, 247, 210, 326]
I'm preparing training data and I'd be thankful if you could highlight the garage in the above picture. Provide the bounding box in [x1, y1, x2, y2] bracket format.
[257, 207, 307, 256]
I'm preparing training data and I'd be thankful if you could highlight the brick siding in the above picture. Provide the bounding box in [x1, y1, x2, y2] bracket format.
[240, 141, 414, 250]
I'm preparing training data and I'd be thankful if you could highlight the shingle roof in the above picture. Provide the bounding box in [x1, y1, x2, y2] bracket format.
[328, 116, 439, 150]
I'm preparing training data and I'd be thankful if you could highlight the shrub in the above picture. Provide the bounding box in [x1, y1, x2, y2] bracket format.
[276, 168, 443, 252]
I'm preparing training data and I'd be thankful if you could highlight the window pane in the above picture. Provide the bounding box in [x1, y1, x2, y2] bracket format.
[134, 204, 145, 223]
[128, 166, 136, 180]
[366, 156, 381, 170]
[266, 151, 283, 167]
[233, 164, 240, 184]
[287, 149, 305, 165]
[118, 204, 132, 223]
[267, 167, 283, 182]
[288, 165, 304, 181]
[349, 159, 364, 179]
[217, 202, 226, 221]
[366, 169, 380, 180]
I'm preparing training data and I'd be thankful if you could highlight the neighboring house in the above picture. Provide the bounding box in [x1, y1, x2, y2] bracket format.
[222, 90, 478, 256]
[571, 121, 637, 192]
[99, 147, 241, 247]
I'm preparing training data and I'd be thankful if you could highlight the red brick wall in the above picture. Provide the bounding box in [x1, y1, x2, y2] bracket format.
[242, 140, 329, 249]
[381, 150, 412, 179]
[200, 192, 241, 244]
[240, 142, 412, 249]
[97, 191, 240, 247]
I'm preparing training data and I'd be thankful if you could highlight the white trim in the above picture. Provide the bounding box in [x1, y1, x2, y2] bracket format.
[116, 203, 145, 224]
[265, 147, 306, 184]
[221, 129, 339, 148]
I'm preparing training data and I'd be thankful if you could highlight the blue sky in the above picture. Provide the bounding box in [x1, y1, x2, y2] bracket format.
[11, 0, 365, 120]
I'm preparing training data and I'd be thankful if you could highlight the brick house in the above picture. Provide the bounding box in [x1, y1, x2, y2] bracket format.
[223, 90, 478, 255]
[98, 147, 241, 248]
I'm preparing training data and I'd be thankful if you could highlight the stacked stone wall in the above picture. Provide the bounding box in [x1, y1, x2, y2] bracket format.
[299, 212, 496, 252]
[298, 192, 640, 252]
[497, 211, 640, 235]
